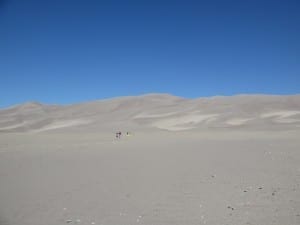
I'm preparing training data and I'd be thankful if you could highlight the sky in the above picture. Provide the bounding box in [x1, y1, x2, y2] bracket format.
[0, 0, 300, 108]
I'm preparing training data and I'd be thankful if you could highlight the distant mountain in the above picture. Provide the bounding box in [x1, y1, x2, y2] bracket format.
[1, 94, 300, 132]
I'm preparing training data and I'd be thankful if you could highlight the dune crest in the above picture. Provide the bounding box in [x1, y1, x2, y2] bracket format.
[1, 94, 300, 132]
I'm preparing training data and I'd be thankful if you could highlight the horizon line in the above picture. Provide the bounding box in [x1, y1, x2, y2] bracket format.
[1, 92, 300, 110]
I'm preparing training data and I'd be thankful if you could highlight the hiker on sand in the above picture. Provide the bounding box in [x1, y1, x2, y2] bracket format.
[116, 131, 122, 139]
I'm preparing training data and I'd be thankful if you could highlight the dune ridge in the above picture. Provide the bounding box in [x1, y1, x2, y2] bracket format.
[1, 94, 300, 132]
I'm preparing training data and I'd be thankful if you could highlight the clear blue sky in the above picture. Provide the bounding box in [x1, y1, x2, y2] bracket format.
[1, 0, 299, 108]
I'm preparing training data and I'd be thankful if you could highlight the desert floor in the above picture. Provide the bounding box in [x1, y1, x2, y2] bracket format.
[0, 130, 299, 225]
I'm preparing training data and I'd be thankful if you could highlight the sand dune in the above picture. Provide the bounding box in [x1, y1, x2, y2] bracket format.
[260, 110, 300, 123]
[33, 119, 92, 132]
[0, 94, 300, 132]
[151, 113, 219, 131]
[225, 118, 253, 126]
[1, 94, 300, 225]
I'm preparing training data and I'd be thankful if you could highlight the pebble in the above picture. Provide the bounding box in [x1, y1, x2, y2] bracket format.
[66, 219, 72, 223]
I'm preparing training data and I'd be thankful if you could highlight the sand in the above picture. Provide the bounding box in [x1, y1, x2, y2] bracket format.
[1, 94, 300, 224]
[0, 130, 299, 225]
[1, 94, 300, 133]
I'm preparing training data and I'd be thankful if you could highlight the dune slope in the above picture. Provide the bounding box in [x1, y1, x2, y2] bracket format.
[1, 94, 300, 132]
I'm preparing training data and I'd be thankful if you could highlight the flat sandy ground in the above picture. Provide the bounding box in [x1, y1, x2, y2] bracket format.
[0, 130, 299, 225]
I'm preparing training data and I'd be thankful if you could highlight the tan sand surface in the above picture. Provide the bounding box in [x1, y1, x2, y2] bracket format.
[1, 94, 300, 133]
[0, 130, 299, 225]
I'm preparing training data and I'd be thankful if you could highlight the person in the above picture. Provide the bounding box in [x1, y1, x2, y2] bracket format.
[116, 132, 120, 139]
